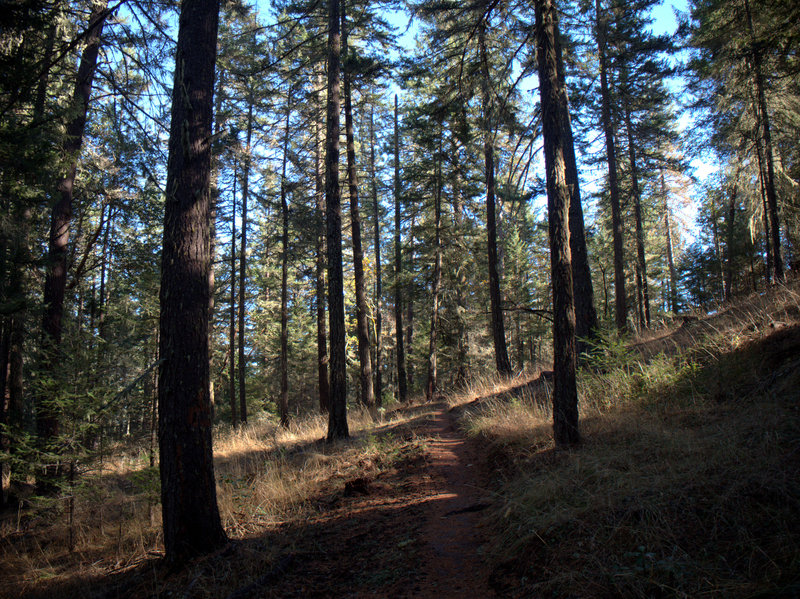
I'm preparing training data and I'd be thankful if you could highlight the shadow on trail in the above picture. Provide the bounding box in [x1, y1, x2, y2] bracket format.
[9, 402, 470, 599]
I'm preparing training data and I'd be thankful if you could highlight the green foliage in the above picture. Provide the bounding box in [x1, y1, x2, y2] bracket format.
[129, 465, 160, 501]
[579, 328, 702, 411]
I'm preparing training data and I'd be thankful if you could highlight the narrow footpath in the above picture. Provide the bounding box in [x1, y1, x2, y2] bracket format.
[411, 404, 496, 597]
[259, 401, 497, 598]
[41, 401, 498, 599]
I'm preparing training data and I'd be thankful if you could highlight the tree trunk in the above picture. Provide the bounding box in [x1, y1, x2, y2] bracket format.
[325, 0, 349, 440]
[479, 19, 513, 376]
[314, 116, 330, 414]
[405, 214, 415, 392]
[623, 92, 650, 327]
[634, 262, 644, 329]
[451, 155, 469, 385]
[158, 0, 227, 561]
[279, 99, 291, 428]
[0, 321, 9, 506]
[39, 2, 108, 486]
[724, 182, 737, 301]
[751, 93, 773, 285]
[536, 0, 580, 447]
[661, 171, 678, 314]
[97, 204, 112, 339]
[3, 197, 32, 506]
[555, 19, 598, 357]
[238, 100, 253, 426]
[759, 166, 772, 284]
[369, 107, 382, 408]
[595, 0, 627, 332]
[229, 163, 238, 426]
[600, 263, 609, 319]
[425, 125, 443, 402]
[393, 95, 407, 403]
[342, 0, 375, 416]
[712, 208, 724, 300]
[2, 17, 53, 495]
[209, 69, 225, 412]
[744, 0, 783, 282]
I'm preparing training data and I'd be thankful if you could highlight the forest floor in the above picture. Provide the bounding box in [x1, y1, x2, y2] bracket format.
[3, 277, 800, 598]
[206, 401, 500, 599]
[3, 400, 502, 598]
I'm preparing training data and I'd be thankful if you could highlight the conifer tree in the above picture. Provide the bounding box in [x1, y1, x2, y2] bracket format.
[535, 0, 579, 447]
[158, 0, 227, 560]
[342, 0, 375, 414]
[479, 15, 513, 375]
[594, 0, 627, 332]
[393, 94, 408, 403]
[39, 0, 109, 489]
[325, 0, 348, 439]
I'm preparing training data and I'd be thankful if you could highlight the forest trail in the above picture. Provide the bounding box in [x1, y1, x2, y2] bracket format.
[409, 403, 496, 598]
[242, 400, 498, 598]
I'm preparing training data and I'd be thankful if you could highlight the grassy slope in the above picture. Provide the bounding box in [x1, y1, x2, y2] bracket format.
[2, 279, 799, 598]
[454, 279, 800, 598]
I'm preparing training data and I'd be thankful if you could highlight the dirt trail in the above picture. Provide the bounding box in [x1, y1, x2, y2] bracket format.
[260, 401, 497, 598]
[411, 404, 496, 597]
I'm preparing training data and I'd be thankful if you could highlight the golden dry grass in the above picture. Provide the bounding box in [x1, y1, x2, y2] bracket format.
[0, 406, 426, 598]
[456, 279, 800, 598]
[4, 279, 798, 598]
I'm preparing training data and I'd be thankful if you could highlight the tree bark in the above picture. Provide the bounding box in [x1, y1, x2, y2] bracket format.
[623, 91, 650, 327]
[425, 125, 443, 401]
[209, 69, 225, 412]
[1, 204, 28, 506]
[661, 171, 678, 314]
[158, 0, 227, 561]
[342, 0, 375, 415]
[279, 99, 291, 428]
[314, 116, 330, 414]
[479, 19, 512, 376]
[744, 0, 783, 282]
[751, 92, 773, 285]
[229, 162, 238, 426]
[97, 204, 112, 340]
[451, 153, 469, 384]
[712, 206, 724, 300]
[555, 20, 597, 357]
[536, 0, 580, 448]
[724, 183, 737, 301]
[595, 0, 627, 332]
[0, 321, 9, 506]
[325, 0, 348, 440]
[405, 214, 415, 392]
[39, 1, 108, 484]
[369, 107, 382, 408]
[238, 100, 253, 426]
[393, 95, 407, 402]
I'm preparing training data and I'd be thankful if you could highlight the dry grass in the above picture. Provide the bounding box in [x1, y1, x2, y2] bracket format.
[446, 363, 551, 410]
[458, 279, 800, 598]
[4, 279, 799, 598]
[0, 406, 424, 598]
